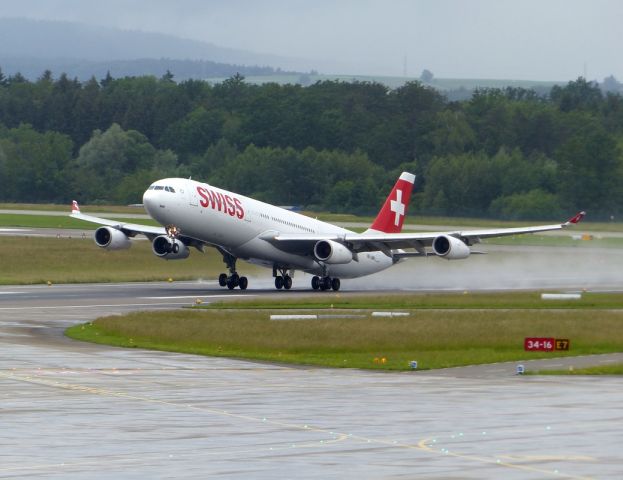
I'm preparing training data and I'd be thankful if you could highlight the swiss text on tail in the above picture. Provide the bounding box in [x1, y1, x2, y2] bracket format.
[367, 172, 415, 234]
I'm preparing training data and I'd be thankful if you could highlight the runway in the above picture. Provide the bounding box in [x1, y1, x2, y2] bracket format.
[1, 280, 623, 479]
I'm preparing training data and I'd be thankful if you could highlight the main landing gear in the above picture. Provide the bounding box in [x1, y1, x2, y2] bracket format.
[217, 250, 248, 290]
[273, 266, 293, 290]
[311, 275, 340, 291]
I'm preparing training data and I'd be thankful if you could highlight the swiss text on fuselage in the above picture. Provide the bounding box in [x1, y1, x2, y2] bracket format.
[196, 186, 244, 219]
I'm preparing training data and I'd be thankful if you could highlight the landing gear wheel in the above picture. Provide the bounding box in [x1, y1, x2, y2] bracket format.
[230, 273, 240, 287]
[321, 276, 331, 291]
[283, 275, 292, 290]
[226, 279, 236, 290]
[218, 273, 228, 287]
[275, 276, 284, 290]
[311, 276, 320, 290]
[331, 278, 341, 291]
[239, 276, 248, 290]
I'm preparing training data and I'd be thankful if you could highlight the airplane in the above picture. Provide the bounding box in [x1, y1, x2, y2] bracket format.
[70, 172, 585, 291]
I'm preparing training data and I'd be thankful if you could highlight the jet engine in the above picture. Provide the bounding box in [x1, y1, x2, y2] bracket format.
[432, 235, 470, 260]
[314, 240, 353, 264]
[94, 227, 131, 250]
[152, 235, 190, 260]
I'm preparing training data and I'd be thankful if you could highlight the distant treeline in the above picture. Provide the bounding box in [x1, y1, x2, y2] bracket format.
[0, 57, 294, 83]
[0, 69, 622, 220]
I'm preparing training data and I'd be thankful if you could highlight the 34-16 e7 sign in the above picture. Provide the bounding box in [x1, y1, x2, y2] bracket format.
[524, 337, 570, 352]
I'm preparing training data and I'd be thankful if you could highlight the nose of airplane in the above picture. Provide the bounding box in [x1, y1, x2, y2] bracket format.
[142, 187, 158, 216]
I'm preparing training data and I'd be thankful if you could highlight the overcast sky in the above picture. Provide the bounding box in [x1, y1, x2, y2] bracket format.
[1, 0, 621, 80]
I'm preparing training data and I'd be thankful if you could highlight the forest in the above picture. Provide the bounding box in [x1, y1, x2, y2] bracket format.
[0, 68, 622, 220]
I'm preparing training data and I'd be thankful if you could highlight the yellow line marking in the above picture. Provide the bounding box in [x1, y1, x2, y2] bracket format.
[417, 437, 595, 480]
[0, 370, 597, 479]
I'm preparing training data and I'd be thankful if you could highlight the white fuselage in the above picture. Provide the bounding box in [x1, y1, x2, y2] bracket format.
[142, 178, 394, 279]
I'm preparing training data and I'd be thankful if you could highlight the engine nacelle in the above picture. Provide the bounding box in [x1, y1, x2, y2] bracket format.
[94, 227, 131, 250]
[152, 235, 190, 260]
[432, 235, 470, 260]
[314, 239, 353, 264]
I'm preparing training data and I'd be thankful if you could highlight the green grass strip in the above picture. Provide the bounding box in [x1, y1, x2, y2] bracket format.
[66, 308, 623, 371]
[0, 236, 254, 284]
[204, 292, 623, 310]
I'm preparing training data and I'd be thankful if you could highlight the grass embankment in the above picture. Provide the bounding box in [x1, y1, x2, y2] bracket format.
[0, 236, 251, 284]
[66, 293, 623, 371]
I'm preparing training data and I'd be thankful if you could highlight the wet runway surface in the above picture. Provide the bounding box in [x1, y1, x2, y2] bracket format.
[1, 279, 623, 479]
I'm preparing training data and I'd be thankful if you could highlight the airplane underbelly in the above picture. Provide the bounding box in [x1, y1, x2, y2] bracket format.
[322, 252, 394, 279]
[232, 237, 317, 270]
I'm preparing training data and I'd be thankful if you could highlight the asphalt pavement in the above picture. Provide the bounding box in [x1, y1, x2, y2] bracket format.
[1, 280, 622, 479]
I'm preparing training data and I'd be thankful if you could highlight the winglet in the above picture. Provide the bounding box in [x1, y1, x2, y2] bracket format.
[564, 211, 586, 226]
[71, 200, 81, 214]
[368, 172, 416, 234]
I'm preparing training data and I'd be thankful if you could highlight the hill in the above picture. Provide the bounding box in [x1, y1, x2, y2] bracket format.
[0, 17, 304, 80]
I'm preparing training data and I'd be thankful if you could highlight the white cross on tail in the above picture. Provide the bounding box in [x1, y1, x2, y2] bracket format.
[390, 189, 405, 226]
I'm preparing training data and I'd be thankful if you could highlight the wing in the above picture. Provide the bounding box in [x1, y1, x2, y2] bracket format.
[70, 210, 166, 239]
[70, 201, 209, 253]
[267, 212, 586, 256]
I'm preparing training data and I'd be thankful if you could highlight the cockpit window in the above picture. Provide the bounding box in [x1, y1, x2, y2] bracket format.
[149, 184, 175, 192]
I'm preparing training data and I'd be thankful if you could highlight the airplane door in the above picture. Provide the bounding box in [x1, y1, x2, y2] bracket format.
[188, 181, 198, 206]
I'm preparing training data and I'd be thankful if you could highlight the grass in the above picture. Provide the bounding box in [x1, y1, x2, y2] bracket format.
[0, 213, 158, 229]
[65, 306, 623, 371]
[0, 203, 145, 214]
[0, 236, 255, 284]
[2, 204, 623, 234]
[205, 291, 623, 310]
[533, 364, 623, 375]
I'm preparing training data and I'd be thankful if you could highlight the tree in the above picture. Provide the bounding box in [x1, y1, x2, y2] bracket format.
[601, 75, 622, 94]
[100, 71, 113, 88]
[420, 69, 434, 83]
[161, 106, 224, 156]
[161, 69, 175, 83]
[550, 77, 603, 112]
[489, 189, 562, 220]
[0, 124, 73, 202]
[0, 66, 7, 87]
[425, 110, 476, 156]
[556, 127, 623, 216]
[72, 123, 179, 203]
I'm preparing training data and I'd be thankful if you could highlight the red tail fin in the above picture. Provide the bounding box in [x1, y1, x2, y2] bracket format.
[368, 172, 415, 233]
[566, 211, 586, 225]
